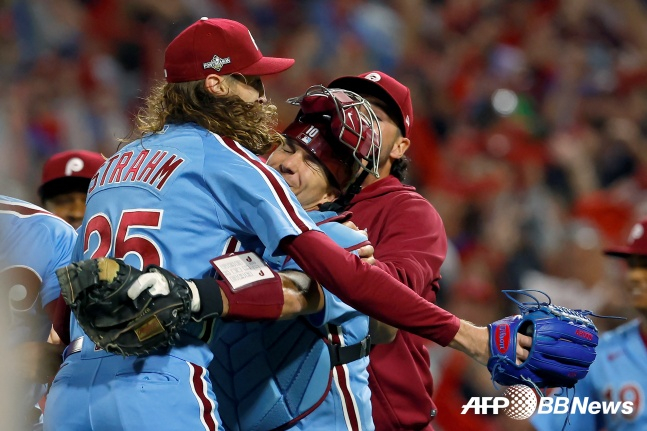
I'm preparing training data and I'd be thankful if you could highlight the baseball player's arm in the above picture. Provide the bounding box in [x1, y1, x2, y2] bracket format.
[51, 294, 71, 345]
[184, 267, 323, 321]
[369, 197, 446, 297]
[355, 237, 397, 343]
[355, 200, 445, 340]
[281, 230, 461, 344]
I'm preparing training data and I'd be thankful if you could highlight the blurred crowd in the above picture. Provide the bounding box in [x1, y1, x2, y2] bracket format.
[2, 0, 647, 429]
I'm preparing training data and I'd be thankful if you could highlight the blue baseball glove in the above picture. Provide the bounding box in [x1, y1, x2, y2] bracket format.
[487, 290, 599, 390]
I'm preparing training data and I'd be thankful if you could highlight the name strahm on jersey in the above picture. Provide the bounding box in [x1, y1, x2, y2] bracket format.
[88, 149, 185, 194]
[461, 396, 634, 415]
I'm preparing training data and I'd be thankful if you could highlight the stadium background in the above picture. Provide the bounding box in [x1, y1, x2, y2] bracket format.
[0, 1, 645, 429]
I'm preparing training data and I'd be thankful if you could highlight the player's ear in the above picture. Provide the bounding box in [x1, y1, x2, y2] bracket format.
[204, 74, 230, 96]
[390, 136, 410, 160]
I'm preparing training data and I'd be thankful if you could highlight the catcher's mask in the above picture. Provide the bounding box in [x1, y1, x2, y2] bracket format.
[285, 85, 382, 191]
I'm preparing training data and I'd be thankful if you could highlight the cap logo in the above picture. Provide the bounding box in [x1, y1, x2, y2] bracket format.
[298, 125, 319, 144]
[364, 72, 382, 82]
[405, 115, 410, 127]
[298, 133, 313, 144]
[65, 157, 85, 176]
[629, 223, 645, 244]
[248, 30, 259, 51]
[203, 55, 231, 72]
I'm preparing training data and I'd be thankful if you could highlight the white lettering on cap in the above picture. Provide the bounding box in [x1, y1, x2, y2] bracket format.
[629, 223, 645, 244]
[364, 72, 382, 82]
[65, 157, 85, 176]
[248, 30, 259, 51]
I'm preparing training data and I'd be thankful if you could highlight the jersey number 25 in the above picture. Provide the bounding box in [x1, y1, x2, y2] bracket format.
[83, 209, 163, 268]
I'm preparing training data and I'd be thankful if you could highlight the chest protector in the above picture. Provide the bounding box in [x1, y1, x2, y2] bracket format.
[210, 211, 367, 431]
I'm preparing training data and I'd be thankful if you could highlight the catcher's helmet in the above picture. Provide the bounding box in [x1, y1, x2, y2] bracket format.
[284, 85, 381, 190]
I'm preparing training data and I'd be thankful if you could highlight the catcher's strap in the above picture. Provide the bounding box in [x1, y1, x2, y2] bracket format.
[486, 290, 614, 393]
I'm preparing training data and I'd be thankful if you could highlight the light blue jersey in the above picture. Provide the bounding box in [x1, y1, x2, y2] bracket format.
[0, 196, 76, 345]
[44, 124, 319, 431]
[0, 196, 76, 430]
[532, 320, 647, 431]
[211, 211, 374, 431]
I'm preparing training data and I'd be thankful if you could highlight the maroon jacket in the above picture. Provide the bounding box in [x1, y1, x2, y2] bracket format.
[346, 175, 448, 431]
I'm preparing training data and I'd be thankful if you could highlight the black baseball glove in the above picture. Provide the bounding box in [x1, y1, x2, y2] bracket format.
[56, 258, 193, 356]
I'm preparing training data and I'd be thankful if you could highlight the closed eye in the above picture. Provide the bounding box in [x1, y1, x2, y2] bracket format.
[280, 141, 297, 154]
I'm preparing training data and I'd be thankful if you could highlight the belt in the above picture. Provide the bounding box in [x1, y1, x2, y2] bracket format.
[328, 334, 371, 367]
[63, 337, 84, 360]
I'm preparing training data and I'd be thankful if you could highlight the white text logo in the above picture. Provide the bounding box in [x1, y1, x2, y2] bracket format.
[461, 385, 635, 420]
[538, 397, 633, 415]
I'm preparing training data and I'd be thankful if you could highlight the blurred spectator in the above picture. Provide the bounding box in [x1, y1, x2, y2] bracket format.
[38, 150, 105, 229]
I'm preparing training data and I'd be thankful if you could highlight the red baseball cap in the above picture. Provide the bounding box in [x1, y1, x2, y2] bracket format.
[164, 18, 295, 83]
[328, 71, 413, 137]
[39, 150, 105, 197]
[604, 218, 647, 258]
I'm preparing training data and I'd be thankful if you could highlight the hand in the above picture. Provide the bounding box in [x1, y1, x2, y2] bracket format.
[341, 220, 374, 264]
[127, 270, 201, 313]
[358, 244, 375, 265]
[516, 333, 532, 364]
[342, 220, 369, 239]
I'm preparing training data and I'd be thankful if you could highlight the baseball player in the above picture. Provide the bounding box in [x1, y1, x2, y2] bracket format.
[38, 150, 105, 229]
[327, 71, 448, 430]
[0, 195, 77, 430]
[531, 218, 647, 430]
[45, 18, 501, 431]
[210, 88, 391, 431]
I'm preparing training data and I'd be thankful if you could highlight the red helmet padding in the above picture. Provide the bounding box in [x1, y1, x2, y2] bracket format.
[282, 119, 355, 189]
[299, 91, 355, 115]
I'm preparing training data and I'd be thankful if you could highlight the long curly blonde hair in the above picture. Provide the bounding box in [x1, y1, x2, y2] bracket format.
[132, 80, 284, 155]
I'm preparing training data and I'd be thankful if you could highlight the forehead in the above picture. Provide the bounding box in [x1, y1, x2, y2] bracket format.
[364, 96, 396, 124]
[281, 139, 324, 165]
[627, 266, 647, 280]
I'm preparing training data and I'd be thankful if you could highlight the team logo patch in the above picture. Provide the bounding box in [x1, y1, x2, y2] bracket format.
[65, 157, 85, 176]
[364, 72, 382, 82]
[203, 55, 231, 72]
